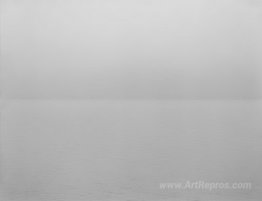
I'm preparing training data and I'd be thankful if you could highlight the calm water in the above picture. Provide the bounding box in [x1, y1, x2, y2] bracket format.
[1, 100, 262, 201]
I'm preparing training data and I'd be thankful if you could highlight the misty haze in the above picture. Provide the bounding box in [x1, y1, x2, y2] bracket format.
[1, 0, 262, 201]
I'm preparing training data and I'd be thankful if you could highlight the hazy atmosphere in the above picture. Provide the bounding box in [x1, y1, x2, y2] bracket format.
[1, 0, 262, 201]
[1, 0, 262, 99]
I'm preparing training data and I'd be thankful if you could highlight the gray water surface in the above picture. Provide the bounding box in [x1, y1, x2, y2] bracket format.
[1, 100, 261, 201]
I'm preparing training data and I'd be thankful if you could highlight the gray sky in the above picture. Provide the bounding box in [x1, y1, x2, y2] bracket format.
[1, 0, 262, 99]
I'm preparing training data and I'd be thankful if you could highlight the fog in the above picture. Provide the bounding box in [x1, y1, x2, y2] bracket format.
[1, 0, 262, 201]
[1, 0, 262, 99]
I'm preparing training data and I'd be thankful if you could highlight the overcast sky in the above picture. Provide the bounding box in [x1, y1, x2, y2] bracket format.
[1, 0, 262, 99]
